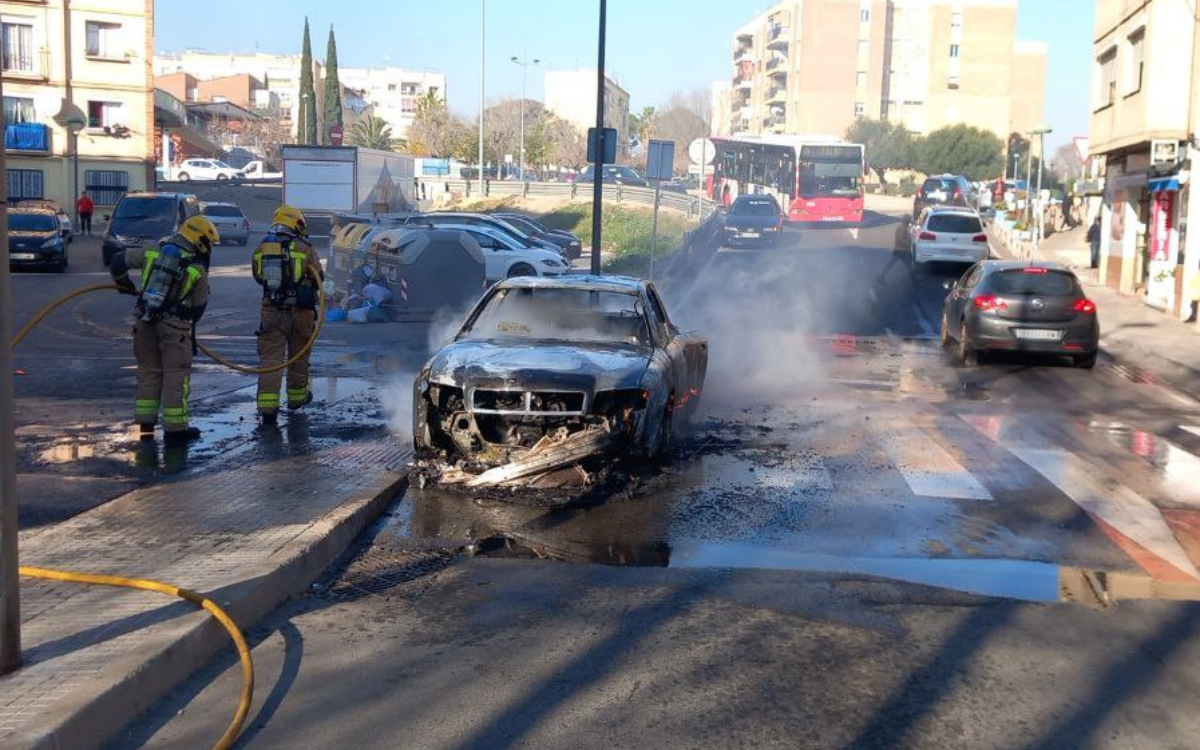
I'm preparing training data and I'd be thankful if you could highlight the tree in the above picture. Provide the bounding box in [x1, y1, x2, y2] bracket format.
[322, 26, 343, 144]
[407, 91, 461, 157]
[298, 18, 317, 145]
[652, 106, 707, 175]
[348, 114, 400, 151]
[1051, 143, 1082, 186]
[1006, 131, 1031, 179]
[546, 116, 586, 170]
[916, 124, 1004, 180]
[629, 106, 657, 147]
[845, 117, 918, 183]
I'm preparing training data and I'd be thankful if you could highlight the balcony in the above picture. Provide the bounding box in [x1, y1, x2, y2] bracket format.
[734, 44, 755, 64]
[733, 74, 752, 90]
[768, 25, 789, 49]
[5, 123, 50, 153]
[766, 86, 787, 105]
[766, 56, 788, 77]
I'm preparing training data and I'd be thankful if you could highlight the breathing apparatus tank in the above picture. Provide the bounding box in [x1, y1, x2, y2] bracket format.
[139, 244, 184, 322]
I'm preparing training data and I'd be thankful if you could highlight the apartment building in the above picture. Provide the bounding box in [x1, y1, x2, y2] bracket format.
[3, 0, 154, 209]
[723, 0, 1045, 141]
[337, 67, 445, 140]
[1089, 0, 1200, 319]
[544, 69, 630, 158]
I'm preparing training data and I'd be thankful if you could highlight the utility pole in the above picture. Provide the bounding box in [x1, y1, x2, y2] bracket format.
[510, 53, 540, 181]
[0, 69, 22, 675]
[477, 0, 486, 197]
[1031, 124, 1053, 258]
[590, 0, 608, 276]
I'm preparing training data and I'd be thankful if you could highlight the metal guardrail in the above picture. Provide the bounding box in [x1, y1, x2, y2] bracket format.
[438, 179, 715, 221]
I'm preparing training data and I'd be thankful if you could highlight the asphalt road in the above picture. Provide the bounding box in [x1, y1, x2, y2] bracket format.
[107, 205, 1200, 749]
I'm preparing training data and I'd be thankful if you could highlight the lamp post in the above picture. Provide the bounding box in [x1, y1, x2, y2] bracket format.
[1029, 123, 1053, 257]
[0, 68, 20, 675]
[478, 0, 486, 196]
[66, 116, 86, 226]
[510, 53, 540, 180]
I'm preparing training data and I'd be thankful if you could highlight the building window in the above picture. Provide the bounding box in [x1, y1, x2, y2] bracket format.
[951, 12, 963, 30]
[948, 76, 960, 90]
[85, 21, 122, 59]
[860, 8, 870, 22]
[854, 102, 865, 117]
[1127, 28, 1145, 95]
[401, 83, 419, 95]
[3, 95, 35, 125]
[1097, 47, 1117, 108]
[85, 169, 129, 206]
[387, 83, 397, 91]
[86, 100, 122, 128]
[950, 44, 960, 58]
[400, 97, 416, 113]
[1, 21, 34, 72]
[7, 168, 44, 200]
[856, 71, 868, 88]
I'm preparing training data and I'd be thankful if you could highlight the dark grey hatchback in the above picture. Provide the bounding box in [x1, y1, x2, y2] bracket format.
[941, 261, 1099, 368]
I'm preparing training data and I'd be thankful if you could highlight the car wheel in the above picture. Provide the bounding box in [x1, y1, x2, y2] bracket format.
[507, 263, 536, 278]
[940, 311, 952, 348]
[654, 402, 674, 461]
[178, 172, 191, 182]
[958, 322, 977, 367]
[1073, 351, 1098, 369]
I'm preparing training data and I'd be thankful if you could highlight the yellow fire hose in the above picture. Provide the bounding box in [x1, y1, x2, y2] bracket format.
[19, 567, 253, 750]
[8, 264, 333, 749]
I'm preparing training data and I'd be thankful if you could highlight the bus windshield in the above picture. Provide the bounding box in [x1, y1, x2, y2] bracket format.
[799, 147, 863, 198]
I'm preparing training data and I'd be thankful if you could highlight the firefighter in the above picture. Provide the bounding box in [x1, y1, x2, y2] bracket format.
[110, 215, 218, 444]
[253, 205, 324, 424]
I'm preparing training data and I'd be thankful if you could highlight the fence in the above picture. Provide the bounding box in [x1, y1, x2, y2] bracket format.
[437, 179, 715, 222]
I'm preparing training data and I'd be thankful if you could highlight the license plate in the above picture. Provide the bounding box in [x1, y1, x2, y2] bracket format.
[741, 231, 760, 237]
[1014, 329, 1062, 341]
[822, 216, 842, 222]
[9, 253, 35, 260]
[929, 191, 947, 201]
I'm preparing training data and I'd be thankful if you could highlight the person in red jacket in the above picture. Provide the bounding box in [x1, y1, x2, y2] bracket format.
[76, 192, 94, 235]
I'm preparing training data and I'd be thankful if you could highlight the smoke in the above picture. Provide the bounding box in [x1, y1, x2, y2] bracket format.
[381, 304, 475, 444]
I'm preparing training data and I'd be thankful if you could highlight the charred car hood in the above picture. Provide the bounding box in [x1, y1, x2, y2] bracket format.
[428, 339, 652, 395]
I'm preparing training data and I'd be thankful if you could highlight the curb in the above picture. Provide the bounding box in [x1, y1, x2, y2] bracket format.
[15, 468, 409, 750]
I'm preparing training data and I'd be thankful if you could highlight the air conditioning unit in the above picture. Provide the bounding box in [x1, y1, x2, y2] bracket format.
[104, 124, 131, 138]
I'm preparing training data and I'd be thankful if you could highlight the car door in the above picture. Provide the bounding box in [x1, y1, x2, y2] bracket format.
[466, 230, 504, 280]
[646, 284, 706, 410]
[949, 264, 984, 323]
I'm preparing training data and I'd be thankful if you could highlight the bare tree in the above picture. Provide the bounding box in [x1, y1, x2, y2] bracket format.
[1051, 143, 1083, 185]
[408, 91, 464, 158]
[652, 106, 707, 175]
[666, 88, 711, 128]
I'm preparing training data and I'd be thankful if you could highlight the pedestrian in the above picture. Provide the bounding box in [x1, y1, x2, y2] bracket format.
[1087, 216, 1101, 269]
[76, 191, 94, 236]
[1063, 192, 1075, 229]
[414, 177, 422, 202]
[420, 178, 427, 200]
[109, 215, 218, 445]
[252, 205, 324, 425]
[1186, 268, 1200, 323]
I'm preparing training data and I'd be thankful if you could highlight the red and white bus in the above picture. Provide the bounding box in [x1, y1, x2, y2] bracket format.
[709, 135, 865, 224]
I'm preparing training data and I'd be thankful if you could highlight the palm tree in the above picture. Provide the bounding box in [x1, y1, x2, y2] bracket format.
[348, 114, 399, 151]
[630, 105, 657, 146]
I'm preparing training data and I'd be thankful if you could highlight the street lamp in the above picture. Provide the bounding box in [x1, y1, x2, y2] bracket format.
[1029, 123, 1053, 256]
[66, 116, 86, 223]
[478, 0, 486, 196]
[510, 54, 540, 180]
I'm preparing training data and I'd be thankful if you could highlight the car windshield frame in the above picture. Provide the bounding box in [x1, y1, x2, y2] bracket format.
[203, 204, 245, 218]
[987, 269, 1079, 296]
[8, 213, 58, 232]
[112, 197, 176, 220]
[731, 198, 781, 216]
[926, 213, 983, 234]
[460, 286, 652, 346]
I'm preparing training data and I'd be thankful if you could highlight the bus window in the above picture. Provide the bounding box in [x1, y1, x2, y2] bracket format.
[775, 152, 795, 195]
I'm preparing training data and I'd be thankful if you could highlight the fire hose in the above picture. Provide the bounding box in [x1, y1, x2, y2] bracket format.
[7, 265, 330, 749]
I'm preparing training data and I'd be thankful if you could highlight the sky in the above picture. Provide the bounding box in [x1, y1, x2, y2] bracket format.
[154, 0, 1092, 151]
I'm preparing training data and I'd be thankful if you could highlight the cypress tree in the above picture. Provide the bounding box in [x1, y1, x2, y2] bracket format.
[322, 26, 343, 144]
[298, 18, 317, 145]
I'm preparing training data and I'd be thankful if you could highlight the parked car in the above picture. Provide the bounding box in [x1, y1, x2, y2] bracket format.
[913, 174, 972, 218]
[238, 160, 282, 181]
[409, 223, 570, 281]
[15, 199, 73, 243]
[8, 207, 69, 272]
[906, 206, 990, 267]
[413, 275, 708, 474]
[175, 159, 243, 182]
[201, 202, 251, 246]
[403, 212, 563, 255]
[659, 180, 690, 194]
[576, 165, 650, 188]
[722, 194, 784, 246]
[941, 260, 1099, 369]
[102, 192, 201, 266]
[493, 212, 583, 260]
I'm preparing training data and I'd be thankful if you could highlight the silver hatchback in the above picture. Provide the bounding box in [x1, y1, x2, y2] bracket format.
[201, 202, 251, 246]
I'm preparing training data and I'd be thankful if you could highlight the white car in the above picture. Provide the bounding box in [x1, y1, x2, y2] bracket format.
[908, 207, 990, 266]
[176, 159, 243, 182]
[430, 224, 571, 281]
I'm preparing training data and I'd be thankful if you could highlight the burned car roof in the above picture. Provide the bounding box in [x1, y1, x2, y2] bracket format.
[494, 274, 649, 294]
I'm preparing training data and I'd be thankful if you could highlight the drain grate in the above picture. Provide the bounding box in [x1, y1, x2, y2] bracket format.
[320, 545, 458, 601]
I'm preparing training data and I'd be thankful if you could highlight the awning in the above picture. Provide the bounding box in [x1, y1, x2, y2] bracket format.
[168, 125, 222, 156]
[1150, 177, 1181, 192]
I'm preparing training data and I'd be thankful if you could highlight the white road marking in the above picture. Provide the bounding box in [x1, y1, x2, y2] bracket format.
[1183, 426, 1200, 439]
[878, 416, 993, 500]
[965, 416, 1200, 578]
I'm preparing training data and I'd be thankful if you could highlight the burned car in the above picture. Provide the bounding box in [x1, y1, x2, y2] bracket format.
[413, 275, 707, 486]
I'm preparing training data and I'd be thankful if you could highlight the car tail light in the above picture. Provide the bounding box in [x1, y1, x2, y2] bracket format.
[243, 218, 250, 230]
[1022, 266, 1048, 274]
[919, 231, 937, 240]
[1071, 298, 1097, 314]
[954, 188, 963, 202]
[972, 234, 988, 242]
[974, 294, 1008, 312]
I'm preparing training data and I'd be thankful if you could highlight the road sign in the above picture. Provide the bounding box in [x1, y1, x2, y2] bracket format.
[688, 138, 715, 165]
[587, 127, 618, 164]
[646, 139, 675, 181]
[329, 124, 344, 147]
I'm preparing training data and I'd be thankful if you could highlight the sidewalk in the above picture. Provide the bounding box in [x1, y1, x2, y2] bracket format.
[0, 437, 410, 750]
[1000, 225, 1200, 399]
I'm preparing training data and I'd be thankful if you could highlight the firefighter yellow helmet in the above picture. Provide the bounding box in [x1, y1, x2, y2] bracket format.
[271, 205, 308, 237]
[177, 215, 219, 255]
